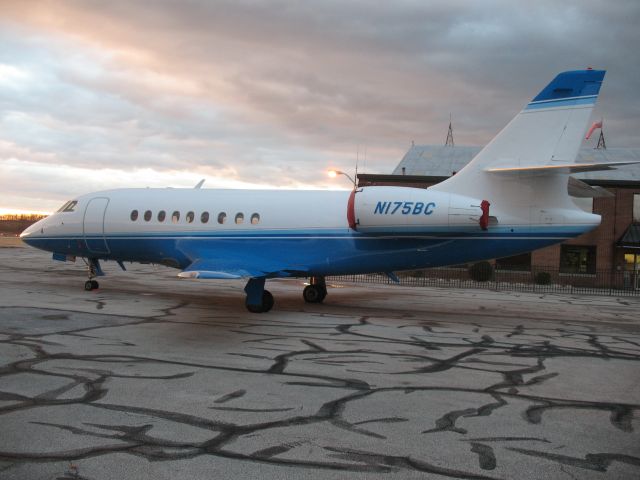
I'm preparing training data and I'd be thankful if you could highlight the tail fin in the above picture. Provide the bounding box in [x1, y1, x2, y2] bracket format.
[431, 69, 606, 210]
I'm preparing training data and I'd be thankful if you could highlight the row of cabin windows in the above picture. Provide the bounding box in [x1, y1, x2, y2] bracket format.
[130, 210, 260, 225]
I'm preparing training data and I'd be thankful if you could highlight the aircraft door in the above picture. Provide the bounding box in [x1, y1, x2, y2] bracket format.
[83, 197, 110, 254]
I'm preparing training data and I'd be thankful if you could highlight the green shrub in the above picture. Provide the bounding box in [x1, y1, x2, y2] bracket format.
[469, 261, 493, 282]
[534, 271, 551, 285]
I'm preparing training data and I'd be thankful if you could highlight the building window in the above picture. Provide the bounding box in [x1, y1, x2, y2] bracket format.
[186, 211, 195, 223]
[634, 194, 640, 222]
[560, 245, 596, 274]
[250, 213, 260, 225]
[158, 210, 166, 222]
[496, 252, 531, 271]
[144, 210, 152, 221]
[218, 212, 226, 224]
[235, 213, 244, 224]
[201, 212, 209, 223]
[172, 211, 180, 223]
[130, 210, 138, 221]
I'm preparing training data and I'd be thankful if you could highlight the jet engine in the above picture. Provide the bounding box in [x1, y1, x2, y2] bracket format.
[347, 186, 492, 233]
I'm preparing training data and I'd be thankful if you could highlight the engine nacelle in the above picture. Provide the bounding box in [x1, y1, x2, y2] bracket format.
[348, 186, 492, 233]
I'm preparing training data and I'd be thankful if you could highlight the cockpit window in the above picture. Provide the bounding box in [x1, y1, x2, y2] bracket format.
[56, 200, 78, 213]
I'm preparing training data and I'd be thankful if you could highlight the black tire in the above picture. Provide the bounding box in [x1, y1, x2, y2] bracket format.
[245, 290, 274, 313]
[91, 280, 99, 290]
[262, 290, 274, 312]
[318, 289, 327, 302]
[84, 281, 94, 291]
[303, 285, 326, 303]
[246, 302, 264, 313]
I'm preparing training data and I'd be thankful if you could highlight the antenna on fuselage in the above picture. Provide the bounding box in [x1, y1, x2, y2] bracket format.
[354, 145, 359, 189]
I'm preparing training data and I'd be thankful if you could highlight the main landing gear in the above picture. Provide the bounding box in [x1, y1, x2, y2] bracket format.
[243, 276, 328, 313]
[244, 277, 274, 313]
[303, 276, 327, 303]
[84, 258, 104, 291]
[246, 290, 274, 313]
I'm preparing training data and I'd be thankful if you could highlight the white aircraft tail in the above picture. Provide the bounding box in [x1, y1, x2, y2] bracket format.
[431, 69, 608, 216]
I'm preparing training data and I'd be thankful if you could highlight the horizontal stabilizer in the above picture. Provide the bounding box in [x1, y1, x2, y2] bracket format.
[568, 177, 614, 198]
[486, 160, 640, 175]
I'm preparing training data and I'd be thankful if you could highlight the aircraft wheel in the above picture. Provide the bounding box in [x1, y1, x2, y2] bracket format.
[246, 303, 263, 313]
[84, 281, 94, 291]
[246, 290, 274, 313]
[91, 280, 99, 290]
[262, 290, 274, 312]
[303, 285, 326, 303]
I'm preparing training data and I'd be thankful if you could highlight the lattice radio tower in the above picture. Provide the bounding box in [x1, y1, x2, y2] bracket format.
[445, 114, 454, 147]
[596, 126, 606, 149]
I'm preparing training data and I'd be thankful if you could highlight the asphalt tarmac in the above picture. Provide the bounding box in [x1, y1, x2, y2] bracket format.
[1, 242, 639, 479]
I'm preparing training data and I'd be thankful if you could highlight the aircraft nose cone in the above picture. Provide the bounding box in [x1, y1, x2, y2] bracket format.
[20, 220, 43, 245]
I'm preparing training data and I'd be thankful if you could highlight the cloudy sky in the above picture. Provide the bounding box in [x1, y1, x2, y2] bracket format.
[1, 0, 639, 213]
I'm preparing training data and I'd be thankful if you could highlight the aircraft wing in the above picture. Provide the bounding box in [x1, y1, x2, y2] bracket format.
[178, 253, 310, 280]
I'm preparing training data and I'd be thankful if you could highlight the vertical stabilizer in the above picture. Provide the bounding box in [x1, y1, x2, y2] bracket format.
[431, 69, 606, 213]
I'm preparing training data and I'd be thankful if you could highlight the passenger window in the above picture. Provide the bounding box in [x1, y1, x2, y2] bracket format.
[131, 210, 139, 221]
[186, 211, 195, 223]
[201, 212, 209, 223]
[250, 213, 260, 225]
[218, 212, 227, 224]
[158, 210, 166, 222]
[235, 213, 244, 224]
[172, 211, 180, 223]
[144, 210, 152, 221]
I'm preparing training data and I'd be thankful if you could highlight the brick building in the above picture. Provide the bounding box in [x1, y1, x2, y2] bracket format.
[358, 144, 640, 288]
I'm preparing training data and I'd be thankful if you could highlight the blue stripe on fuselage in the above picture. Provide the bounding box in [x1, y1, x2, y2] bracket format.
[22, 224, 594, 277]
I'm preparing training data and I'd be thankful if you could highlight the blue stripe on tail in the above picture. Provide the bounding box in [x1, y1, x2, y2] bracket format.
[530, 69, 605, 103]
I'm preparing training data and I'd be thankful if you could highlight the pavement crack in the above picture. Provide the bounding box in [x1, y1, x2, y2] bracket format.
[507, 448, 640, 472]
[469, 442, 497, 470]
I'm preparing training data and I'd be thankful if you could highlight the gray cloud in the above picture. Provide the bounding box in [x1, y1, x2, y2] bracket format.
[0, 0, 639, 211]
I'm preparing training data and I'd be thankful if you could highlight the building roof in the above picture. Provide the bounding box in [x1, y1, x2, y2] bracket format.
[392, 145, 640, 184]
[618, 224, 640, 248]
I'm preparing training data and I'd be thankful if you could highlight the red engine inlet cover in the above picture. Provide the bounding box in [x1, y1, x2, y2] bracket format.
[479, 200, 490, 230]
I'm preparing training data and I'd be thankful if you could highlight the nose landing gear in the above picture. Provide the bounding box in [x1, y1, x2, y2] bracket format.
[84, 258, 104, 291]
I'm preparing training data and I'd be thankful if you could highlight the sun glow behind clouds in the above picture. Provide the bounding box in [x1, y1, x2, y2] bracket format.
[0, 156, 346, 214]
[0, 27, 358, 213]
[0, 208, 50, 216]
